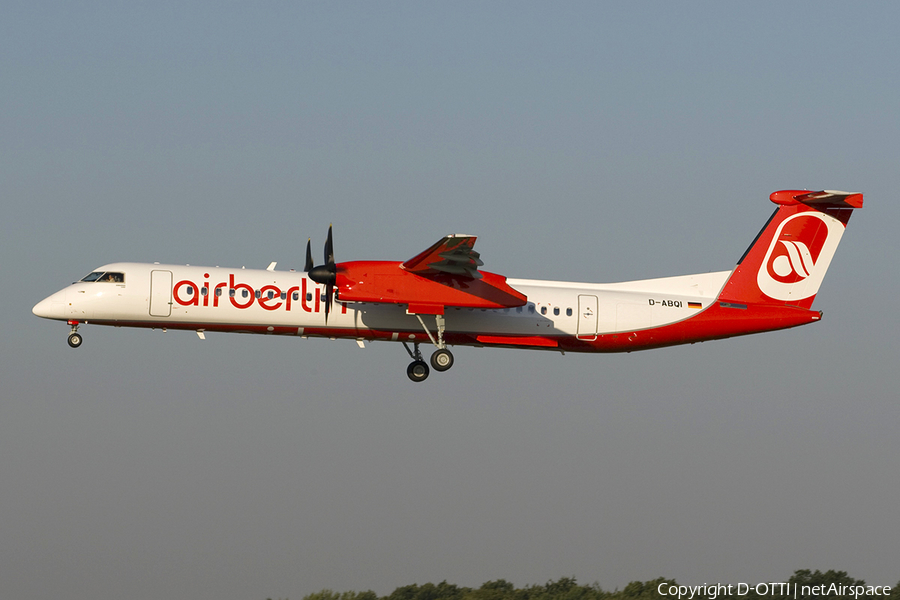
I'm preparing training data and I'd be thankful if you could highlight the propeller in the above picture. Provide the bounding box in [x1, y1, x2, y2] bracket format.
[308, 225, 337, 322]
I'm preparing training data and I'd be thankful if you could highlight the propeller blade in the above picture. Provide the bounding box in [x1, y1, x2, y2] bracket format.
[323, 226, 336, 323]
[324, 224, 334, 268]
[324, 282, 333, 323]
[304, 239, 314, 272]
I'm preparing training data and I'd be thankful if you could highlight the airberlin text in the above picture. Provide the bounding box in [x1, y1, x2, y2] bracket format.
[172, 273, 346, 314]
[657, 582, 892, 600]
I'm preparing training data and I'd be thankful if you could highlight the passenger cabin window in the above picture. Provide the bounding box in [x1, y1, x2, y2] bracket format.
[80, 271, 124, 283]
[566, 308, 573, 317]
[553, 307, 560, 316]
[540, 306, 547, 315]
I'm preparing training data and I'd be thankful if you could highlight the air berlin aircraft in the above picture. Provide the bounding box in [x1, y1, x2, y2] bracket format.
[34, 189, 862, 382]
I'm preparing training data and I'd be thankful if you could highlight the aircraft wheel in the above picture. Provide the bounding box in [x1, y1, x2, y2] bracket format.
[430, 348, 454, 372]
[67, 333, 83, 348]
[407, 360, 430, 382]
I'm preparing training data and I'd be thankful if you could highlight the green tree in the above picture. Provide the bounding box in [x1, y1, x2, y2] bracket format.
[466, 580, 520, 600]
[615, 578, 676, 600]
[385, 581, 467, 600]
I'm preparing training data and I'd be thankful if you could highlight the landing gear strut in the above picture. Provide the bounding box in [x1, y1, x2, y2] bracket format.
[403, 342, 430, 382]
[402, 313, 455, 381]
[67, 322, 83, 348]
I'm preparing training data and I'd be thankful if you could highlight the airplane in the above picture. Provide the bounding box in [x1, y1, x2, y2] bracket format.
[33, 189, 862, 382]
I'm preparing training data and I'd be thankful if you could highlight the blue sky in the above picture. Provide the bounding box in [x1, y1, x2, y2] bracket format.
[2, 3, 898, 599]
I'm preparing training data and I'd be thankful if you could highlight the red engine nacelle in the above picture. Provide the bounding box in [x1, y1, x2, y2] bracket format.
[335, 261, 527, 315]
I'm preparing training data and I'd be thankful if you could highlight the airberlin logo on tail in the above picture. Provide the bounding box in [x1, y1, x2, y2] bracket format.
[769, 238, 820, 283]
[757, 211, 845, 301]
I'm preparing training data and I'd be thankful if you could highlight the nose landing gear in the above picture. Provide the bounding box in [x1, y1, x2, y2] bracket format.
[67, 321, 83, 348]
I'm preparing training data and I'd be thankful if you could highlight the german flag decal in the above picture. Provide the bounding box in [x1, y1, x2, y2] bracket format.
[688, 302, 702, 309]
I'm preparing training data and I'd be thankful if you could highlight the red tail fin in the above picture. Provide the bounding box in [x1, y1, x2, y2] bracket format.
[718, 190, 863, 310]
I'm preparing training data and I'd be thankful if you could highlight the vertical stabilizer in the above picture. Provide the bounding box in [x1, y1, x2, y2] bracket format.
[718, 190, 862, 310]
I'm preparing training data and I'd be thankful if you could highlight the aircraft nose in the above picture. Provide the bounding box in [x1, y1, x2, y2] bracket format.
[33, 290, 66, 320]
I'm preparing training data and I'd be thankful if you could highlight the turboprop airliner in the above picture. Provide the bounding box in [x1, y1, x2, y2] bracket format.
[33, 189, 862, 382]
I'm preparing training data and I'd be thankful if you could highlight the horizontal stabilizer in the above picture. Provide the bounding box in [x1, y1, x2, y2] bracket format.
[770, 189, 863, 209]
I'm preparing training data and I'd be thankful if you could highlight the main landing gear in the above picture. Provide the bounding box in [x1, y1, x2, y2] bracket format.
[402, 313, 455, 382]
[403, 342, 454, 383]
[67, 321, 83, 348]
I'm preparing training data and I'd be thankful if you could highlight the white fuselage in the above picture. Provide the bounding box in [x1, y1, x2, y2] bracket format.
[34, 262, 732, 351]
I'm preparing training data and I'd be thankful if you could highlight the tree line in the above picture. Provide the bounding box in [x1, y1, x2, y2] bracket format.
[284, 570, 900, 600]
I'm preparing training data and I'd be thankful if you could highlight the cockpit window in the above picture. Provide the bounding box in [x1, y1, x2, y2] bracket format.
[80, 271, 124, 283]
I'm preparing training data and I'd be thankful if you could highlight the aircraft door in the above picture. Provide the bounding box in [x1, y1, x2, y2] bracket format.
[577, 294, 598, 341]
[576, 294, 598, 340]
[149, 270, 173, 317]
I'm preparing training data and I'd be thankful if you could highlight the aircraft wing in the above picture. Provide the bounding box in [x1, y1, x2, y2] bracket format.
[401, 234, 484, 279]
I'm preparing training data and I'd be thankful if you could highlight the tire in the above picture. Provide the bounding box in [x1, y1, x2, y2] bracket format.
[430, 348, 454, 372]
[67, 333, 83, 348]
[407, 360, 430, 382]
